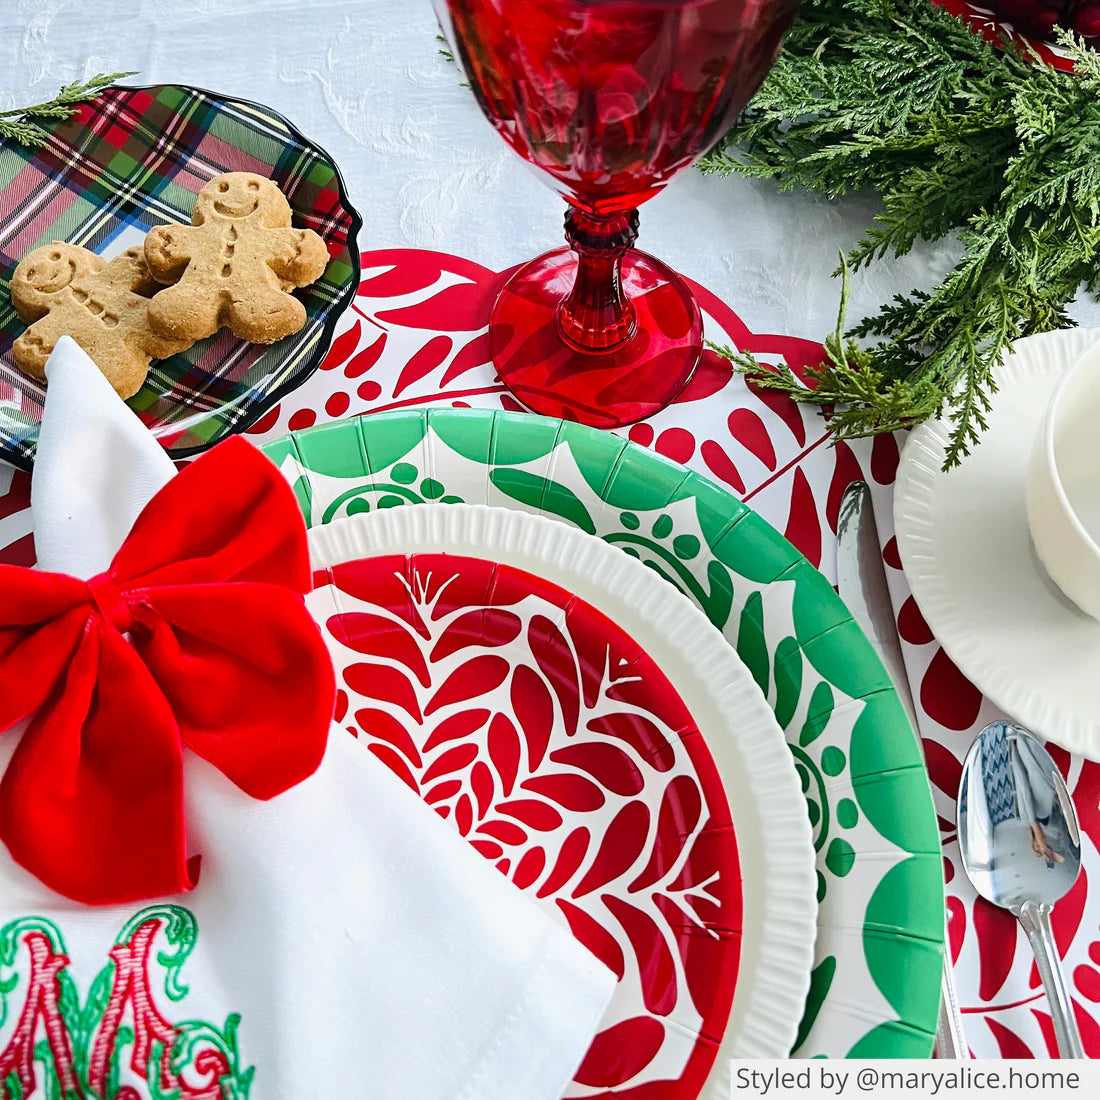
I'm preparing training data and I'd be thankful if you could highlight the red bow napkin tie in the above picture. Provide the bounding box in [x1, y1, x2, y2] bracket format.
[0, 437, 334, 905]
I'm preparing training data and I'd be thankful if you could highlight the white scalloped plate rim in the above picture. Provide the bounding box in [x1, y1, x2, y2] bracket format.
[309, 503, 818, 1078]
[894, 327, 1100, 761]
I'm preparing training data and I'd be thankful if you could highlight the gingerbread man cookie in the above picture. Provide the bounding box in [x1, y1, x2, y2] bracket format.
[144, 172, 329, 345]
[11, 243, 191, 399]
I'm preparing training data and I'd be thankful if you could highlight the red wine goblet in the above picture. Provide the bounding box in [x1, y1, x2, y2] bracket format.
[435, 0, 801, 427]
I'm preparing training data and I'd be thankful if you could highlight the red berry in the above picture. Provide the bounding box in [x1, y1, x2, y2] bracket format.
[997, 0, 1037, 17]
[1075, 0, 1100, 34]
[996, 0, 1062, 34]
[1027, 7, 1061, 33]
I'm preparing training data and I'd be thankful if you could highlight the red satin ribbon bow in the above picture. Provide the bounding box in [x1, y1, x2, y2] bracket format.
[0, 437, 334, 905]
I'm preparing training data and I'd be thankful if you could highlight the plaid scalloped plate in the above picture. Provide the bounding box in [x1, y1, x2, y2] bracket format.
[0, 83, 362, 470]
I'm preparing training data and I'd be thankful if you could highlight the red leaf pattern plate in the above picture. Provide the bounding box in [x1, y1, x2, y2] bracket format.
[320, 553, 737, 1097]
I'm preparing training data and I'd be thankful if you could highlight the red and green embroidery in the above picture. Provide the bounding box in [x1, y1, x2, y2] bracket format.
[0, 905, 253, 1100]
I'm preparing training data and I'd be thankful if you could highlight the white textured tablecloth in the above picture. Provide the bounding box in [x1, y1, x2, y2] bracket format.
[6, 0, 1100, 1073]
[4, 0, 1095, 343]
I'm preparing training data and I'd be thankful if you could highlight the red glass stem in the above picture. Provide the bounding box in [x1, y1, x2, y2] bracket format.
[557, 207, 640, 353]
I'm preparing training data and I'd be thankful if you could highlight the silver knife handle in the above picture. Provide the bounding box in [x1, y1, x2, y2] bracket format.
[935, 915, 969, 1059]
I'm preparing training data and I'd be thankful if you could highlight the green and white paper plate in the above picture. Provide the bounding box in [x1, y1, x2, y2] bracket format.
[261, 407, 944, 1059]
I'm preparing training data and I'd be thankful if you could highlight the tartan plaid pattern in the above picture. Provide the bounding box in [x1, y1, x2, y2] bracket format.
[0, 84, 360, 469]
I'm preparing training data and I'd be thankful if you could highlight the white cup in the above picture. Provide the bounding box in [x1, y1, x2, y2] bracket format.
[1027, 340, 1100, 619]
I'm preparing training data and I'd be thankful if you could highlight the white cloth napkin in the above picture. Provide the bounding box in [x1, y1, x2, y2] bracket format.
[32, 336, 177, 578]
[0, 339, 614, 1099]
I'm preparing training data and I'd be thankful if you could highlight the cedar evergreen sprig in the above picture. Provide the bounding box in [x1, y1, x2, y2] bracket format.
[701, 2, 1100, 469]
[0, 73, 136, 149]
[710, 253, 946, 435]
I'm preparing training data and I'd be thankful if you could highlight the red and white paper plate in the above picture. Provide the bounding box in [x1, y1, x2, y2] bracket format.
[308, 504, 817, 1097]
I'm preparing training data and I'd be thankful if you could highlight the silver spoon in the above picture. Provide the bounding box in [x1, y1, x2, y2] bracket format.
[958, 721, 1084, 1057]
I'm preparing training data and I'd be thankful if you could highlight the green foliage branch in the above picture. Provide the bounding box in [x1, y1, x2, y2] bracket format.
[702, 3, 1100, 468]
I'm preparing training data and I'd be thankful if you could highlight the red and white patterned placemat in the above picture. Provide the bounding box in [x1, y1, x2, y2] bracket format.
[2, 246, 1097, 1058]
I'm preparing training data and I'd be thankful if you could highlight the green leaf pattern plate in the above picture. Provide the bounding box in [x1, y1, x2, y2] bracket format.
[261, 407, 944, 1059]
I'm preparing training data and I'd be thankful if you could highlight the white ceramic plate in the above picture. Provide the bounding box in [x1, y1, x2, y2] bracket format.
[894, 328, 1100, 761]
[309, 503, 817, 1086]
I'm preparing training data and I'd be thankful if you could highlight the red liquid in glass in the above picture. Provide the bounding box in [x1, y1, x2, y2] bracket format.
[439, 0, 801, 427]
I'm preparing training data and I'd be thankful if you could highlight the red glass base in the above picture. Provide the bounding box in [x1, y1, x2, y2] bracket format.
[489, 247, 703, 428]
